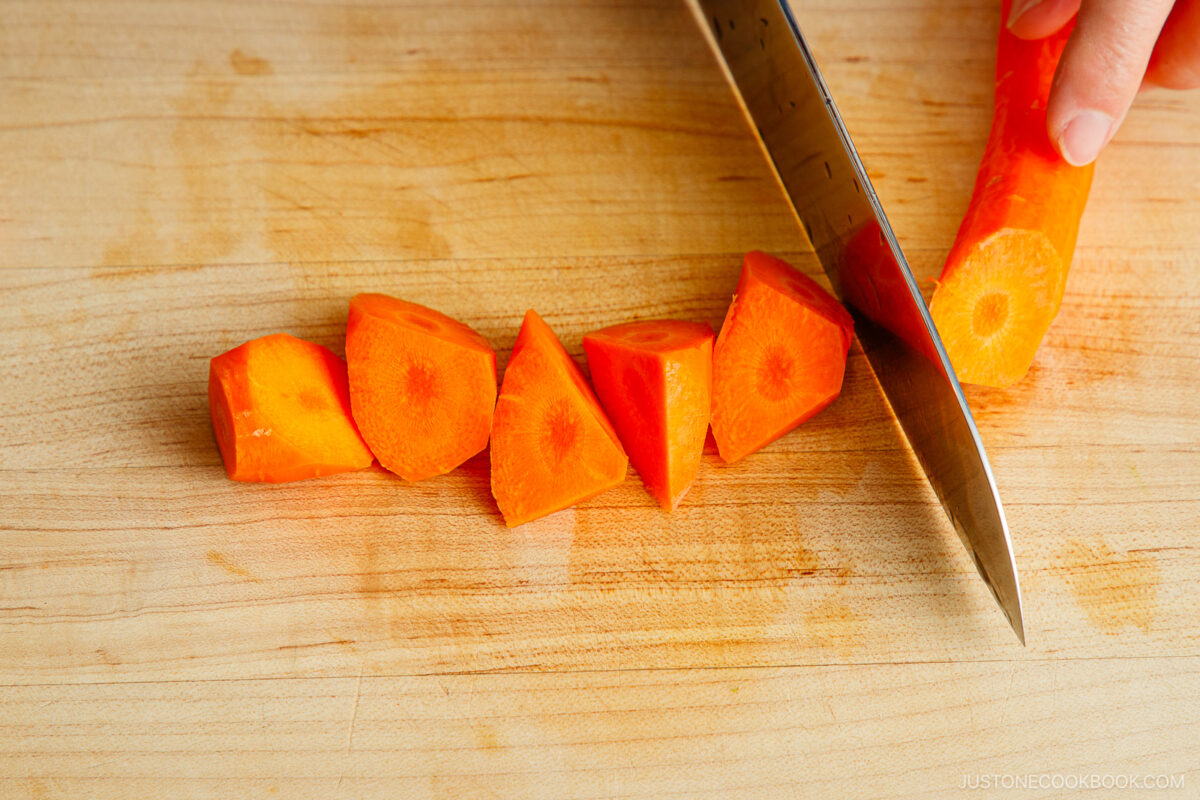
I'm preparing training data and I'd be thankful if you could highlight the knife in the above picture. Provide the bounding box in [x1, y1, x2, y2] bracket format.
[689, 0, 1025, 643]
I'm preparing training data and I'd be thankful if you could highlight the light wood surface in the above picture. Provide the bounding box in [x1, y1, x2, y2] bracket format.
[2, 0, 1199, 797]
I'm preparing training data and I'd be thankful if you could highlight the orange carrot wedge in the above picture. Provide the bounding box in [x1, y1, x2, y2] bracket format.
[711, 251, 854, 463]
[491, 310, 628, 527]
[583, 319, 714, 511]
[929, 3, 1092, 387]
[208, 333, 373, 482]
[346, 293, 496, 481]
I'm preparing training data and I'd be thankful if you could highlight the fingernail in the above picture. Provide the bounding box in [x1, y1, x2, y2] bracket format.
[1006, 0, 1043, 28]
[1056, 110, 1115, 167]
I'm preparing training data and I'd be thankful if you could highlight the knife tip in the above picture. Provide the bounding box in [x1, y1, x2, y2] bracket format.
[1007, 606, 1026, 646]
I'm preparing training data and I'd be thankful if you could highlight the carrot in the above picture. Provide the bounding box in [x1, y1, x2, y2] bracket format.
[208, 333, 373, 482]
[839, 220, 942, 367]
[345, 293, 496, 481]
[491, 310, 628, 526]
[711, 251, 854, 463]
[583, 319, 713, 511]
[929, 3, 1092, 387]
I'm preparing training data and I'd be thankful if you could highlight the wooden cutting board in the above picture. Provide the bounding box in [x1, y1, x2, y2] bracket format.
[3, 0, 1199, 796]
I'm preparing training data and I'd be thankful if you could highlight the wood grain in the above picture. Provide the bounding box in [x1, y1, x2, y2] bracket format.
[2, 0, 1199, 796]
[3, 661, 1198, 798]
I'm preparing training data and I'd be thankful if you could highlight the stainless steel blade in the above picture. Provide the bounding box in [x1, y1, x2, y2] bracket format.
[690, 0, 1025, 643]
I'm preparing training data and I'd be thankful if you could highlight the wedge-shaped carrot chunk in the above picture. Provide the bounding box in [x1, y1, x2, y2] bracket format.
[209, 333, 373, 482]
[711, 251, 854, 463]
[491, 310, 628, 527]
[346, 293, 497, 482]
[583, 319, 713, 511]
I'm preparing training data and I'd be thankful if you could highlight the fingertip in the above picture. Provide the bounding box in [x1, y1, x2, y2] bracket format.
[1006, 0, 1080, 40]
[1051, 109, 1115, 167]
[1044, 0, 1176, 164]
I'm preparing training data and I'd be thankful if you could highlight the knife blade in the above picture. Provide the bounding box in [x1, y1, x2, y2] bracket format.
[689, 0, 1025, 643]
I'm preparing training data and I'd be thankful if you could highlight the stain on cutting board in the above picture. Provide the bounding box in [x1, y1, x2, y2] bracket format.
[564, 499, 861, 664]
[473, 723, 505, 752]
[206, 550, 258, 582]
[1056, 539, 1159, 634]
[100, 64, 241, 267]
[98, 54, 452, 269]
[802, 598, 867, 655]
[24, 778, 50, 800]
[229, 49, 273, 76]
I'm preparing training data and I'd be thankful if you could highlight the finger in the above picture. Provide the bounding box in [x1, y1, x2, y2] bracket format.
[1145, 0, 1200, 89]
[1047, 0, 1176, 166]
[1007, 0, 1083, 40]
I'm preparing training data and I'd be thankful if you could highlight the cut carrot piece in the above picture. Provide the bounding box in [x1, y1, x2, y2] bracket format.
[491, 310, 628, 527]
[711, 251, 854, 463]
[208, 333, 373, 482]
[583, 319, 713, 511]
[929, 3, 1092, 387]
[346, 293, 496, 481]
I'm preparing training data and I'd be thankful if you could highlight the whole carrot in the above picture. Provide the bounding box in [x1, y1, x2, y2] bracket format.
[929, 2, 1094, 388]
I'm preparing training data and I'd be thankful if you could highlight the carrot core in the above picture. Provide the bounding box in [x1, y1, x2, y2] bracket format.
[973, 293, 1009, 338]
[757, 346, 795, 402]
[543, 400, 581, 466]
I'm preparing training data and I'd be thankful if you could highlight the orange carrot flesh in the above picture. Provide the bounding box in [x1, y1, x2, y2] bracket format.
[491, 310, 628, 527]
[583, 319, 713, 511]
[929, 3, 1093, 388]
[208, 333, 373, 482]
[346, 293, 496, 482]
[711, 251, 854, 464]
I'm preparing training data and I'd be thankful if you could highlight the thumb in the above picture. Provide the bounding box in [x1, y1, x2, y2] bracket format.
[1046, 0, 1175, 166]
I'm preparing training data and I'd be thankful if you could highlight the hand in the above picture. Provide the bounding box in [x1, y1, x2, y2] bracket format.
[1008, 0, 1200, 166]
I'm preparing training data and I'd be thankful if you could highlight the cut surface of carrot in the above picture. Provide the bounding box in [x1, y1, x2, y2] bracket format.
[929, 2, 1093, 387]
[346, 293, 496, 481]
[208, 333, 373, 483]
[491, 310, 628, 527]
[583, 319, 713, 511]
[711, 251, 854, 464]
